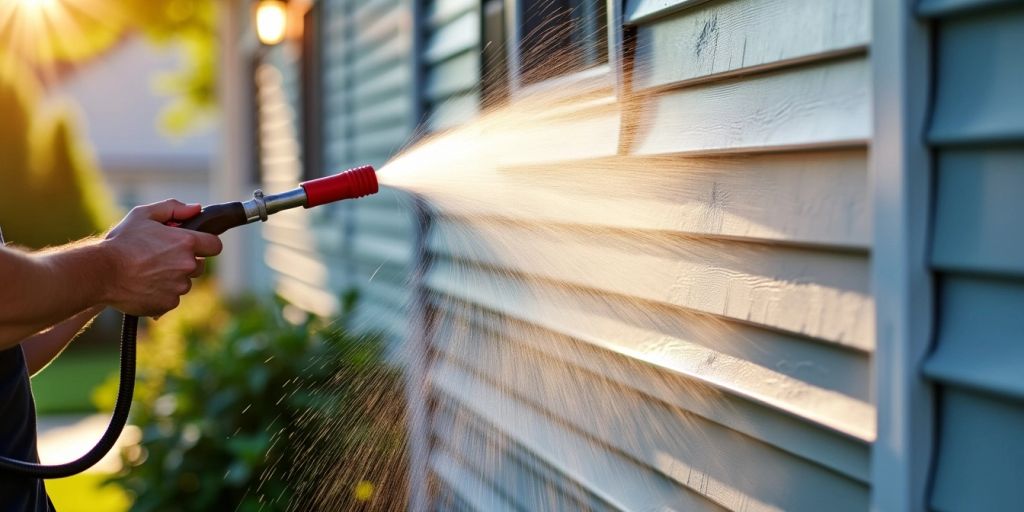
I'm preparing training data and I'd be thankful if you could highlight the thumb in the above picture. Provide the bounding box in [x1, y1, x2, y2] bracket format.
[139, 199, 201, 223]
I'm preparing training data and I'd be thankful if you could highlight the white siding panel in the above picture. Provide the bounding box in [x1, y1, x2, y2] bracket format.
[432, 415, 608, 511]
[433, 327, 870, 511]
[426, 263, 874, 441]
[424, 10, 480, 63]
[426, 50, 481, 101]
[420, 0, 875, 505]
[431, 362, 728, 511]
[429, 221, 874, 350]
[631, 57, 870, 156]
[428, 150, 868, 248]
[634, 0, 869, 89]
[434, 298, 871, 481]
[429, 450, 519, 512]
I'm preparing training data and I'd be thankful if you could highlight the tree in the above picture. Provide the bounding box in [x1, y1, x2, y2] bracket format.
[0, 52, 117, 248]
[0, 0, 219, 247]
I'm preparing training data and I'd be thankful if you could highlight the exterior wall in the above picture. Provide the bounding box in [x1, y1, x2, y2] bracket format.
[426, 1, 873, 510]
[422, 0, 481, 130]
[251, 0, 418, 346]
[228, 0, 1023, 510]
[319, 0, 418, 344]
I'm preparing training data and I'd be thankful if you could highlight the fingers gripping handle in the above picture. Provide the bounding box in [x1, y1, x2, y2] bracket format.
[176, 203, 249, 235]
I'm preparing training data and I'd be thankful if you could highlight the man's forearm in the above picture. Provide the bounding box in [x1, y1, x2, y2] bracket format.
[0, 240, 114, 350]
[22, 306, 104, 376]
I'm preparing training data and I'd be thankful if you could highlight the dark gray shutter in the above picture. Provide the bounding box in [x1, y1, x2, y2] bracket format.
[918, 1, 1024, 510]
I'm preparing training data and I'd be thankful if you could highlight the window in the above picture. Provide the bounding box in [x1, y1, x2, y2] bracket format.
[517, 0, 608, 84]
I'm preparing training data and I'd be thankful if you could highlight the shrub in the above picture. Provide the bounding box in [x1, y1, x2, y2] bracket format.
[107, 289, 409, 511]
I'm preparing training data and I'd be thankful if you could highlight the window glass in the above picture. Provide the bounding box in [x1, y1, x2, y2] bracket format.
[482, 0, 509, 106]
[519, 0, 608, 84]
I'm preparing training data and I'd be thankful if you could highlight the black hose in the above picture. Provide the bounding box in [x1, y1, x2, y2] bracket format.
[0, 314, 138, 478]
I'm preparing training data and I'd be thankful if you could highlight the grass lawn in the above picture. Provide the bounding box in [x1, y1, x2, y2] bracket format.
[31, 349, 119, 414]
[46, 473, 131, 512]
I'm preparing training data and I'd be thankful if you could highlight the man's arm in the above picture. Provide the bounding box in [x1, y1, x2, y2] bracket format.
[0, 242, 113, 350]
[0, 199, 222, 351]
[21, 307, 103, 376]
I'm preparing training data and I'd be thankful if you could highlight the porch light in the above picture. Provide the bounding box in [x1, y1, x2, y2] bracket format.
[255, 0, 288, 46]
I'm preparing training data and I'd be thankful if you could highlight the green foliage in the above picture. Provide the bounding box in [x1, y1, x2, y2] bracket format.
[122, 0, 218, 135]
[108, 289, 409, 511]
[0, 54, 117, 248]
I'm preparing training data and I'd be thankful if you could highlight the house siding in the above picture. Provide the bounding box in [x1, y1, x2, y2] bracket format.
[255, 0, 418, 346]
[237, 0, 1023, 510]
[424, 0, 874, 510]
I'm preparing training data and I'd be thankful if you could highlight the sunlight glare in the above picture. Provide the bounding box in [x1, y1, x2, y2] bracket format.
[19, 0, 58, 10]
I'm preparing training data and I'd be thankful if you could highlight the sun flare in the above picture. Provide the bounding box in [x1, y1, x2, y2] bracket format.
[0, 0, 126, 79]
[19, 0, 58, 10]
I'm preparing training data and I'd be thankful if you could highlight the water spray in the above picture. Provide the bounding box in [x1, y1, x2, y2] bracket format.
[0, 165, 379, 478]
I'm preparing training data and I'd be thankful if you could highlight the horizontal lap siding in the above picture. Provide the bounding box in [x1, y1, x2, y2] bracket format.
[256, 49, 346, 315]
[328, 0, 417, 345]
[256, 0, 418, 348]
[919, 2, 1024, 510]
[422, 0, 481, 131]
[425, 0, 873, 510]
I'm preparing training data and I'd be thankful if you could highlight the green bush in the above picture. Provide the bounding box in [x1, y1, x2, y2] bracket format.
[108, 290, 409, 511]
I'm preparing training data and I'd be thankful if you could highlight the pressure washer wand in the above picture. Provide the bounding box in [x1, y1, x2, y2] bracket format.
[0, 165, 378, 479]
[179, 164, 379, 234]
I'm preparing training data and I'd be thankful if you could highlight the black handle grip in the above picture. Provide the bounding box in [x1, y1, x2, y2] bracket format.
[178, 202, 249, 235]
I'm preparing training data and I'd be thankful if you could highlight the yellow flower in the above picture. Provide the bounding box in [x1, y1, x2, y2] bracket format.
[354, 480, 375, 502]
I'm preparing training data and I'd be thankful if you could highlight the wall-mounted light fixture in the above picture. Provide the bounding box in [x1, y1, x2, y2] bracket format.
[255, 0, 289, 46]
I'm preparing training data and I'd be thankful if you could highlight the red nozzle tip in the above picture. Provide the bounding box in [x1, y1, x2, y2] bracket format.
[300, 165, 378, 208]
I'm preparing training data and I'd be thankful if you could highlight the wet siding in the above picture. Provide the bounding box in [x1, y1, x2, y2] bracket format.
[423, 0, 874, 510]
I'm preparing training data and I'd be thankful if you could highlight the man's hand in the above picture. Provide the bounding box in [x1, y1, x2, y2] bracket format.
[101, 199, 223, 317]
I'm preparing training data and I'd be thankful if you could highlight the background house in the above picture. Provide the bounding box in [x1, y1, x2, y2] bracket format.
[54, 35, 215, 211]
[215, 0, 1024, 511]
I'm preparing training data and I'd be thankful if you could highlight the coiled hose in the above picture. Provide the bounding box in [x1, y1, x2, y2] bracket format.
[0, 314, 138, 478]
